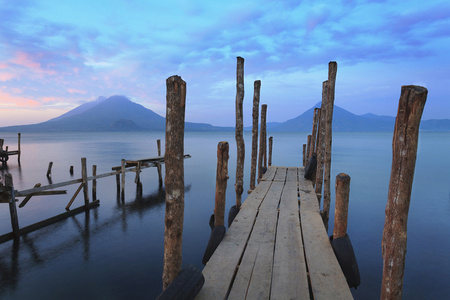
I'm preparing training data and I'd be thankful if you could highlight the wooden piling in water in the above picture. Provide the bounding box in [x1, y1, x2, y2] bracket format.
[17, 133, 21, 163]
[235, 56, 245, 208]
[306, 135, 312, 161]
[323, 62, 337, 229]
[162, 75, 186, 290]
[92, 165, 97, 201]
[268, 136, 273, 167]
[70, 166, 74, 175]
[81, 158, 89, 207]
[157, 139, 163, 187]
[215, 142, 229, 227]
[121, 159, 126, 199]
[5, 174, 19, 239]
[258, 104, 267, 182]
[249, 80, 260, 193]
[309, 108, 319, 160]
[46, 162, 53, 178]
[302, 144, 306, 166]
[381, 85, 428, 300]
[333, 173, 350, 239]
[315, 81, 328, 204]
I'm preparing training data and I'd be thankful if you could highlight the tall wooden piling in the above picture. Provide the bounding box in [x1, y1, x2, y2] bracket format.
[81, 157, 89, 207]
[333, 173, 350, 239]
[315, 81, 328, 202]
[323, 62, 337, 229]
[268, 136, 273, 167]
[215, 142, 229, 227]
[381, 85, 428, 300]
[157, 139, 163, 187]
[235, 56, 245, 208]
[309, 108, 319, 159]
[258, 104, 267, 182]
[121, 159, 126, 199]
[306, 135, 312, 161]
[5, 174, 20, 239]
[162, 75, 186, 290]
[249, 80, 261, 193]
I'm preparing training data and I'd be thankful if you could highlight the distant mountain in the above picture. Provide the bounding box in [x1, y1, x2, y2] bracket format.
[270, 103, 450, 132]
[0, 95, 231, 132]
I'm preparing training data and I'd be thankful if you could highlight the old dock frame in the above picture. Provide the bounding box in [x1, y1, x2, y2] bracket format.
[0, 133, 21, 164]
[0, 155, 190, 243]
[196, 166, 352, 299]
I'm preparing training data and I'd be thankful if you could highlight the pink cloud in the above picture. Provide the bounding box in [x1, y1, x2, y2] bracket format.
[0, 72, 16, 81]
[0, 90, 41, 108]
[11, 51, 41, 70]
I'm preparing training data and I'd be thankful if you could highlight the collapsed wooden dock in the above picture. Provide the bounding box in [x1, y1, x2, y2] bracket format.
[196, 166, 352, 299]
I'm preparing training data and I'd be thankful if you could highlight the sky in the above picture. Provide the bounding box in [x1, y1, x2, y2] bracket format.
[0, 0, 449, 127]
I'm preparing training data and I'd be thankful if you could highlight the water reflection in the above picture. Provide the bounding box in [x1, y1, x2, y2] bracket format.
[0, 184, 191, 297]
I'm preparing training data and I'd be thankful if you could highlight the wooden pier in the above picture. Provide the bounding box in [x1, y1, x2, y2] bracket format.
[196, 166, 352, 299]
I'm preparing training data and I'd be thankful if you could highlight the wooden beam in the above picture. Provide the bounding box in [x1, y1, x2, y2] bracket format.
[235, 56, 245, 208]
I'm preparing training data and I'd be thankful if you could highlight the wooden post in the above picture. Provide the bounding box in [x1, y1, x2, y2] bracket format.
[249, 80, 260, 193]
[333, 173, 350, 239]
[163, 75, 186, 290]
[315, 81, 328, 203]
[215, 141, 229, 227]
[263, 107, 268, 170]
[121, 159, 126, 199]
[309, 108, 319, 159]
[70, 166, 74, 175]
[302, 144, 306, 166]
[92, 165, 97, 201]
[306, 135, 312, 161]
[17, 133, 21, 163]
[81, 157, 89, 206]
[235, 56, 245, 208]
[116, 173, 120, 193]
[268, 136, 273, 167]
[46, 162, 53, 178]
[5, 174, 20, 239]
[257, 104, 267, 182]
[157, 139, 163, 187]
[135, 162, 141, 184]
[381, 85, 428, 300]
[323, 62, 337, 229]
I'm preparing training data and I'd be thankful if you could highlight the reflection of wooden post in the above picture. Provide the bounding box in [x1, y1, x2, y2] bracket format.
[268, 136, 273, 167]
[5, 174, 20, 239]
[92, 165, 97, 201]
[381, 85, 427, 300]
[323, 62, 337, 229]
[81, 157, 89, 206]
[249, 80, 260, 193]
[235, 57, 245, 208]
[258, 104, 267, 182]
[215, 142, 229, 227]
[333, 173, 350, 239]
[157, 139, 163, 187]
[163, 75, 186, 290]
[315, 81, 328, 203]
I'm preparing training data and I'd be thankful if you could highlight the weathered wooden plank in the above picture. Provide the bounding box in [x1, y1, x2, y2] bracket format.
[228, 180, 284, 299]
[196, 180, 273, 300]
[299, 167, 353, 299]
[271, 180, 309, 300]
[273, 166, 287, 182]
[286, 166, 298, 182]
[260, 165, 276, 182]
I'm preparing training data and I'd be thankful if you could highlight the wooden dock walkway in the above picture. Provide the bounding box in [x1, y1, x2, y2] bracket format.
[196, 166, 352, 299]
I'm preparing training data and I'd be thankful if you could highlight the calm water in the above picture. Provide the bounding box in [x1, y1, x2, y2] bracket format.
[0, 131, 449, 299]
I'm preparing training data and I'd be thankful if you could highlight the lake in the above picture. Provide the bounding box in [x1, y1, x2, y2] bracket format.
[0, 131, 449, 299]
